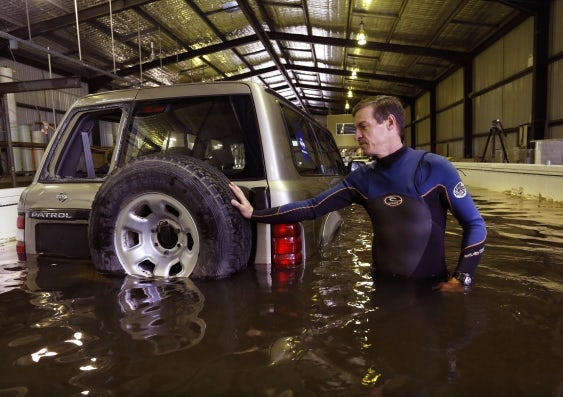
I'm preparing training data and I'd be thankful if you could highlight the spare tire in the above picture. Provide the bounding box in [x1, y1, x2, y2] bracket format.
[88, 155, 252, 279]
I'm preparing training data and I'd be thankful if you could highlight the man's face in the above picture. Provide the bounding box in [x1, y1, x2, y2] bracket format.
[353, 106, 390, 157]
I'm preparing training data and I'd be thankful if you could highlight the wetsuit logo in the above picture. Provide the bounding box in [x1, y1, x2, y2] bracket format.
[383, 195, 403, 207]
[453, 181, 467, 199]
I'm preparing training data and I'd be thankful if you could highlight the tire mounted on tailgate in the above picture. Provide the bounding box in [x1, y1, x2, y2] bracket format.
[88, 155, 252, 279]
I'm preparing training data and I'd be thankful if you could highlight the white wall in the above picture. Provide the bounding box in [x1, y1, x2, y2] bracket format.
[0, 187, 24, 241]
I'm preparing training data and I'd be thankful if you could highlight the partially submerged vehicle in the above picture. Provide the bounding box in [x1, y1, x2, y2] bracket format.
[17, 82, 346, 279]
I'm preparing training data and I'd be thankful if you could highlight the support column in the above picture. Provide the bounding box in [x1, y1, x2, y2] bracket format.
[464, 64, 474, 159]
[530, 3, 549, 142]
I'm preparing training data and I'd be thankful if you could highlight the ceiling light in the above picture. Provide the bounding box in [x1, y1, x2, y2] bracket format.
[357, 20, 367, 46]
[347, 89, 353, 98]
[149, 41, 156, 61]
[345, 100, 350, 110]
[222, 1, 240, 13]
[351, 66, 358, 79]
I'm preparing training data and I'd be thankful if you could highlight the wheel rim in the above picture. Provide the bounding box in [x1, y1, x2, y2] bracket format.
[114, 193, 200, 277]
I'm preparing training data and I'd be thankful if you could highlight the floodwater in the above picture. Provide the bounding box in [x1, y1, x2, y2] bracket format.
[0, 188, 562, 397]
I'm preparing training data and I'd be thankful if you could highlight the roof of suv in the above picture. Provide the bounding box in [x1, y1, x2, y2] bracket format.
[74, 81, 260, 107]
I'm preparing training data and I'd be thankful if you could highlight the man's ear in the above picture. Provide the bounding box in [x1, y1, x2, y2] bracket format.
[387, 114, 396, 130]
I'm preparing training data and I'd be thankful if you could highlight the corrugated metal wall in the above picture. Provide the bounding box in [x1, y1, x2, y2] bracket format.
[404, 103, 412, 147]
[0, 59, 88, 177]
[472, 17, 533, 162]
[414, 92, 431, 152]
[1, 59, 88, 130]
[436, 69, 464, 159]
[411, 0, 563, 162]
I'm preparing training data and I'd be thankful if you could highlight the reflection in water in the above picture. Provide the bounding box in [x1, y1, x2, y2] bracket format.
[0, 256, 208, 396]
[118, 276, 205, 355]
[0, 241, 26, 294]
[0, 188, 561, 396]
[258, 189, 563, 396]
[0, 263, 27, 294]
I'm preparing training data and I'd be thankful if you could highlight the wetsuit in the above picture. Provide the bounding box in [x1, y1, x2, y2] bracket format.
[252, 146, 486, 280]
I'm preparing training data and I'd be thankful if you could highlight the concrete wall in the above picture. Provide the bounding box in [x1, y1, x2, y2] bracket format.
[454, 162, 563, 202]
[0, 187, 24, 241]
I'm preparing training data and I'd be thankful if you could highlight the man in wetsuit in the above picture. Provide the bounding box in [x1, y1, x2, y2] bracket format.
[230, 95, 486, 292]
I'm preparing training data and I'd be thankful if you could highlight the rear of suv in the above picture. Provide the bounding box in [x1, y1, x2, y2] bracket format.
[17, 82, 346, 279]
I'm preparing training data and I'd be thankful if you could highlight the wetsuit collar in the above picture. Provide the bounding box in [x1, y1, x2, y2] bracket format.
[375, 146, 408, 168]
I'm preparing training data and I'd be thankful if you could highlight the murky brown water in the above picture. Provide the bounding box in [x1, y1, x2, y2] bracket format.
[0, 188, 562, 397]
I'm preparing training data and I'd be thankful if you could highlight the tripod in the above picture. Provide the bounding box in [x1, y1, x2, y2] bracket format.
[481, 119, 509, 163]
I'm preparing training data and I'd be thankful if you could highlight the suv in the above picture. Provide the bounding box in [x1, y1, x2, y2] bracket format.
[17, 82, 346, 279]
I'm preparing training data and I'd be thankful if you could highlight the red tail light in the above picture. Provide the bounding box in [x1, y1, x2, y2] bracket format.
[273, 237, 301, 254]
[16, 213, 26, 261]
[272, 223, 303, 268]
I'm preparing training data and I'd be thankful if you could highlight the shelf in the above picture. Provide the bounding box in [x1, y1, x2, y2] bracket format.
[0, 141, 48, 149]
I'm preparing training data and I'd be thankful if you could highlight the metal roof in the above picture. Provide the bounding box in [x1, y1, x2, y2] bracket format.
[0, 0, 545, 114]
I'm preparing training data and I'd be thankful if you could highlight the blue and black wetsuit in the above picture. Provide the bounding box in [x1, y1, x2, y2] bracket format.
[252, 146, 486, 280]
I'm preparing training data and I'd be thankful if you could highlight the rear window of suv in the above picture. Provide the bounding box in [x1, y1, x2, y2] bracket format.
[121, 95, 264, 180]
[43, 94, 265, 181]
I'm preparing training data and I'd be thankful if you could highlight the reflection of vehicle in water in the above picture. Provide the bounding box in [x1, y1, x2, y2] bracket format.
[9, 256, 207, 361]
[0, 256, 210, 395]
[118, 276, 206, 355]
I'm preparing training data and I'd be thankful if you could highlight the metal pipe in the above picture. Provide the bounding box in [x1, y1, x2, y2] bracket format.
[47, 47, 57, 130]
[109, 0, 116, 74]
[137, 17, 143, 85]
[0, 31, 132, 84]
[24, 0, 32, 41]
[73, 0, 83, 60]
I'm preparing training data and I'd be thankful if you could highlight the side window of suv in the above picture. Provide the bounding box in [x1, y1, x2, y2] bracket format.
[49, 107, 123, 180]
[120, 95, 264, 180]
[312, 125, 346, 176]
[280, 104, 321, 175]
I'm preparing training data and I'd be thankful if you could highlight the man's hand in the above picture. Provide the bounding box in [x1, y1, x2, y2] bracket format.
[433, 277, 467, 293]
[229, 183, 254, 219]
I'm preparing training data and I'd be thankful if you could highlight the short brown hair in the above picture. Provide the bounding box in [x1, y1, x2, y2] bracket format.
[352, 95, 405, 139]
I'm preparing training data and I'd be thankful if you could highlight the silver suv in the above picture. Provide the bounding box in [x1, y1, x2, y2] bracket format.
[17, 82, 346, 279]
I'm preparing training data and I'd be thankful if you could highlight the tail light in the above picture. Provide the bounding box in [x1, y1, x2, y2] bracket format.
[272, 223, 302, 268]
[16, 212, 26, 261]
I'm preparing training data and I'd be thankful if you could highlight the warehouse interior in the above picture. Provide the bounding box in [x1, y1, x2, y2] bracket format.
[1, 4, 563, 396]
[0, 0, 562, 188]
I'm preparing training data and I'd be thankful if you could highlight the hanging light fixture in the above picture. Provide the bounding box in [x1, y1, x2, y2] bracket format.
[345, 100, 350, 111]
[347, 88, 353, 98]
[357, 19, 367, 46]
[351, 65, 358, 79]
[149, 41, 156, 61]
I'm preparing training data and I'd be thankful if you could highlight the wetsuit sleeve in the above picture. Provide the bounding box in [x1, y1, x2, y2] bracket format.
[433, 157, 486, 277]
[251, 173, 368, 224]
